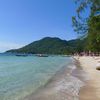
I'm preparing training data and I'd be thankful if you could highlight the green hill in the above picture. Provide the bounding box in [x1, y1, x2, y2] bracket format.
[6, 37, 86, 54]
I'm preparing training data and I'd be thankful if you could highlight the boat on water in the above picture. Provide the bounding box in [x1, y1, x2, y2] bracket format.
[35, 54, 48, 57]
[16, 54, 28, 57]
[62, 55, 71, 57]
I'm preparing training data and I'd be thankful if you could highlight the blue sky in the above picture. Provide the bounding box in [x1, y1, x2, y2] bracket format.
[0, 0, 78, 52]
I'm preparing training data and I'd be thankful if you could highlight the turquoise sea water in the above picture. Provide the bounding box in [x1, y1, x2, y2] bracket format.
[0, 55, 72, 100]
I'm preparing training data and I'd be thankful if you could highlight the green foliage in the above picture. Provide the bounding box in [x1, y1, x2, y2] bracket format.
[87, 15, 100, 52]
[72, 0, 100, 52]
[72, 0, 100, 34]
[6, 37, 86, 54]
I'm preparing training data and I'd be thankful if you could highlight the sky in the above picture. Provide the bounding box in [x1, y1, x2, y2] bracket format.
[0, 0, 78, 52]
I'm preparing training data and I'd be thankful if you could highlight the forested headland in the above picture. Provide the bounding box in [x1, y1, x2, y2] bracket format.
[6, 37, 86, 54]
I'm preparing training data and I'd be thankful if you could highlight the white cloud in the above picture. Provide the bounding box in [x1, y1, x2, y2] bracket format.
[0, 42, 24, 52]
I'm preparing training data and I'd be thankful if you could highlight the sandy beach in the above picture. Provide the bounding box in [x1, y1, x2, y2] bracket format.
[24, 58, 85, 100]
[76, 56, 100, 100]
[23, 56, 100, 100]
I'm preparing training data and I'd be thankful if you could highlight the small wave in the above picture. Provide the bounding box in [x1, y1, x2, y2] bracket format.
[24, 62, 85, 100]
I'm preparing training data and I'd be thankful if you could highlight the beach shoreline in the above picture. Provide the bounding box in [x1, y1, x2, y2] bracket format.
[23, 56, 100, 100]
[74, 56, 100, 100]
[24, 57, 86, 100]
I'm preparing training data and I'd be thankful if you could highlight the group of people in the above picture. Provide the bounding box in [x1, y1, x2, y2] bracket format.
[74, 51, 100, 56]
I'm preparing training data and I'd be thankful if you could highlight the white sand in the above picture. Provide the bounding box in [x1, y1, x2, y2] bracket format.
[24, 56, 100, 100]
[75, 56, 100, 100]
[24, 63, 85, 100]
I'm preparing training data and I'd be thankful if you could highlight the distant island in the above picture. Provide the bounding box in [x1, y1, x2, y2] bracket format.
[6, 37, 86, 54]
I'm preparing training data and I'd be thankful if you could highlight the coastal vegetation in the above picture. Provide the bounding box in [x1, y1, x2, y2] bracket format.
[72, 0, 100, 53]
[6, 37, 86, 54]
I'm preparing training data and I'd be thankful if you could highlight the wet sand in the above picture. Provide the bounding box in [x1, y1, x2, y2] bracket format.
[24, 60, 85, 100]
[23, 56, 100, 100]
[77, 56, 100, 100]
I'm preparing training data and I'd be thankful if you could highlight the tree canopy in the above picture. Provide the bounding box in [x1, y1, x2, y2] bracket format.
[72, 0, 100, 52]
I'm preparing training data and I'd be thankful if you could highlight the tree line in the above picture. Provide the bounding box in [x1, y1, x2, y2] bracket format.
[72, 0, 100, 53]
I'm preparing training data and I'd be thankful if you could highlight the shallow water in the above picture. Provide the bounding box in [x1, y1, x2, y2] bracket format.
[24, 59, 85, 100]
[0, 55, 72, 100]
